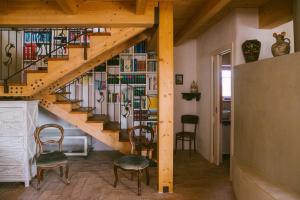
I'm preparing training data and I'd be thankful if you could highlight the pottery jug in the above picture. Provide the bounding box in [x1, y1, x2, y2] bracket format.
[271, 32, 290, 57]
[242, 40, 261, 63]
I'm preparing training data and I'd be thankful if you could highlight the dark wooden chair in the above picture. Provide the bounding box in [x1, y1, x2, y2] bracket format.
[175, 115, 199, 156]
[34, 124, 70, 190]
[113, 125, 154, 196]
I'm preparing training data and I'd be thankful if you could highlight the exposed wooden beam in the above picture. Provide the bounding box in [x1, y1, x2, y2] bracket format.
[175, 0, 231, 46]
[0, 0, 8, 15]
[55, 0, 78, 14]
[136, 0, 148, 14]
[259, 0, 293, 29]
[0, 1, 156, 27]
[158, 0, 174, 193]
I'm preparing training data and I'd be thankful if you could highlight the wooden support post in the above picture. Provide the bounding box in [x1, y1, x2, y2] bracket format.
[158, 0, 174, 193]
[136, 0, 148, 14]
[294, 0, 300, 52]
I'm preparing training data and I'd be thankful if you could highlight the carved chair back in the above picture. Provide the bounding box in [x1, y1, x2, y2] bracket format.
[34, 124, 64, 155]
[129, 125, 154, 158]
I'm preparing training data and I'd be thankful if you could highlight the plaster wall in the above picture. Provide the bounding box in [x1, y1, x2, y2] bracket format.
[39, 108, 111, 151]
[233, 52, 300, 199]
[174, 40, 198, 149]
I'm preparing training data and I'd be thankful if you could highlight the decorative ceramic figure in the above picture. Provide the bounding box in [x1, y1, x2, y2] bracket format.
[242, 40, 261, 63]
[271, 32, 290, 57]
[190, 81, 198, 93]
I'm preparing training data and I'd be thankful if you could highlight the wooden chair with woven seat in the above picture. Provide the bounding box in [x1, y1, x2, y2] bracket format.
[175, 115, 199, 157]
[113, 125, 154, 196]
[34, 124, 70, 190]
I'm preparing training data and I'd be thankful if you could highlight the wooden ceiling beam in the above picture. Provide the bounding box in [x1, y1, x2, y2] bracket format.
[174, 0, 232, 46]
[0, 1, 156, 27]
[136, 0, 148, 14]
[55, 0, 78, 14]
[0, 0, 8, 15]
[259, 0, 293, 29]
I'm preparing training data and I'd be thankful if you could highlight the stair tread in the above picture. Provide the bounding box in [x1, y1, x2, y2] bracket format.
[68, 44, 90, 48]
[48, 56, 69, 61]
[87, 32, 111, 36]
[103, 121, 120, 131]
[87, 114, 109, 123]
[71, 107, 95, 113]
[54, 100, 82, 104]
[26, 69, 48, 73]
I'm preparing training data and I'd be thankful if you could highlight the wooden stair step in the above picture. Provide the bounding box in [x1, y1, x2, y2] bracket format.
[68, 44, 90, 48]
[119, 129, 130, 142]
[103, 121, 120, 131]
[71, 107, 95, 113]
[87, 32, 111, 36]
[87, 114, 109, 123]
[54, 100, 82, 104]
[26, 69, 48, 73]
[48, 56, 69, 61]
[52, 91, 71, 95]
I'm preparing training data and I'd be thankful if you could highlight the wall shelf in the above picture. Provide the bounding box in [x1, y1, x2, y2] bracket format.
[181, 92, 201, 101]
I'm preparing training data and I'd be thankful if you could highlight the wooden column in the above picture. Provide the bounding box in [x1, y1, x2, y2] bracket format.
[157, 0, 174, 193]
[294, 0, 300, 51]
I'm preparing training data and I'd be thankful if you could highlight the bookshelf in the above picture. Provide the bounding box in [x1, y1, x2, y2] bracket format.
[105, 41, 158, 136]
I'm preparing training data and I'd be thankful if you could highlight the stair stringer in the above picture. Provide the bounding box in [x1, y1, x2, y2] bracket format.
[0, 27, 146, 97]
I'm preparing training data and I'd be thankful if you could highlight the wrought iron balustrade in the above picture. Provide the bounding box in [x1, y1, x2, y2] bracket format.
[0, 27, 109, 93]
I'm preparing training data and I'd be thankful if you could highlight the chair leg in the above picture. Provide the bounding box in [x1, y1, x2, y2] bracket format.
[40, 169, 44, 181]
[194, 137, 196, 152]
[60, 166, 63, 177]
[113, 165, 118, 188]
[137, 170, 142, 196]
[65, 164, 70, 184]
[189, 136, 192, 157]
[146, 167, 150, 186]
[175, 137, 178, 154]
[182, 137, 184, 151]
[37, 167, 42, 190]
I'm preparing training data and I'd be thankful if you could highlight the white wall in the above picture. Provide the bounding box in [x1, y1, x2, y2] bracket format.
[39, 108, 111, 151]
[234, 8, 294, 65]
[191, 8, 294, 160]
[196, 11, 237, 160]
[173, 40, 198, 149]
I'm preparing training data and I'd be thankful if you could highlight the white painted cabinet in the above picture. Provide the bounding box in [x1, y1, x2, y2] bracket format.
[0, 101, 38, 187]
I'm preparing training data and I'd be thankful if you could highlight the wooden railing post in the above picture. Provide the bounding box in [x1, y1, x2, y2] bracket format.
[157, 0, 174, 193]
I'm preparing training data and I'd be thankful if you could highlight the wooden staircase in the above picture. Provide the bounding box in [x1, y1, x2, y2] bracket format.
[36, 92, 132, 154]
[0, 27, 153, 154]
[0, 27, 146, 97]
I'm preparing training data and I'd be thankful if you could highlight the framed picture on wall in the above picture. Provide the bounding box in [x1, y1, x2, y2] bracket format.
[175, 74, 183, 85]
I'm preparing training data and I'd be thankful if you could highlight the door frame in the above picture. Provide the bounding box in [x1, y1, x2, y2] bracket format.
[209, 43, 234, 176]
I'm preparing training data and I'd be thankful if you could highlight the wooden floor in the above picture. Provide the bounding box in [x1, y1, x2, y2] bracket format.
[0, 151, 235, 200]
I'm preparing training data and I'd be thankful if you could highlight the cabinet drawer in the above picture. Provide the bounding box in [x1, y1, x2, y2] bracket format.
[0, 137, 24, 148]
[0, 150, 24, 165]
[0, 165, 24, 181]
[0, 108, 25, 136]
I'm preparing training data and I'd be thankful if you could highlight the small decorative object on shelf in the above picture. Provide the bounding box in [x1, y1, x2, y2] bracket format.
[182, 93, 201, 101]
[271, 32, 290, 57]
[190, 81, 198, 93]
[242, 39, 261, 63]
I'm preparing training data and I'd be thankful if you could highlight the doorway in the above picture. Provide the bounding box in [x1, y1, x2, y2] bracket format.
[210, 49, 232, 166]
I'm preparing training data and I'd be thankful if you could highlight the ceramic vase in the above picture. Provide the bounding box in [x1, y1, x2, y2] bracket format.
[271, 32, 290, 57]
[242, 39, 261, 63]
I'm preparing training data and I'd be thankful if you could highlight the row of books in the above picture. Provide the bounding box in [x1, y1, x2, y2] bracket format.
[120, 59, 148, 72]
[134, 41, 146, 53]
[148, 61, 156, 72]
[121, 75, 146, 84]
[133, 86, 146, 96]
[23, 44, 37, 60]
[133, 110, 149, 121]
[107, 56, 119, 66]
[147, 75, 157, 91]
[133, 97, 147, 109]
[107, 90, 132, 103]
